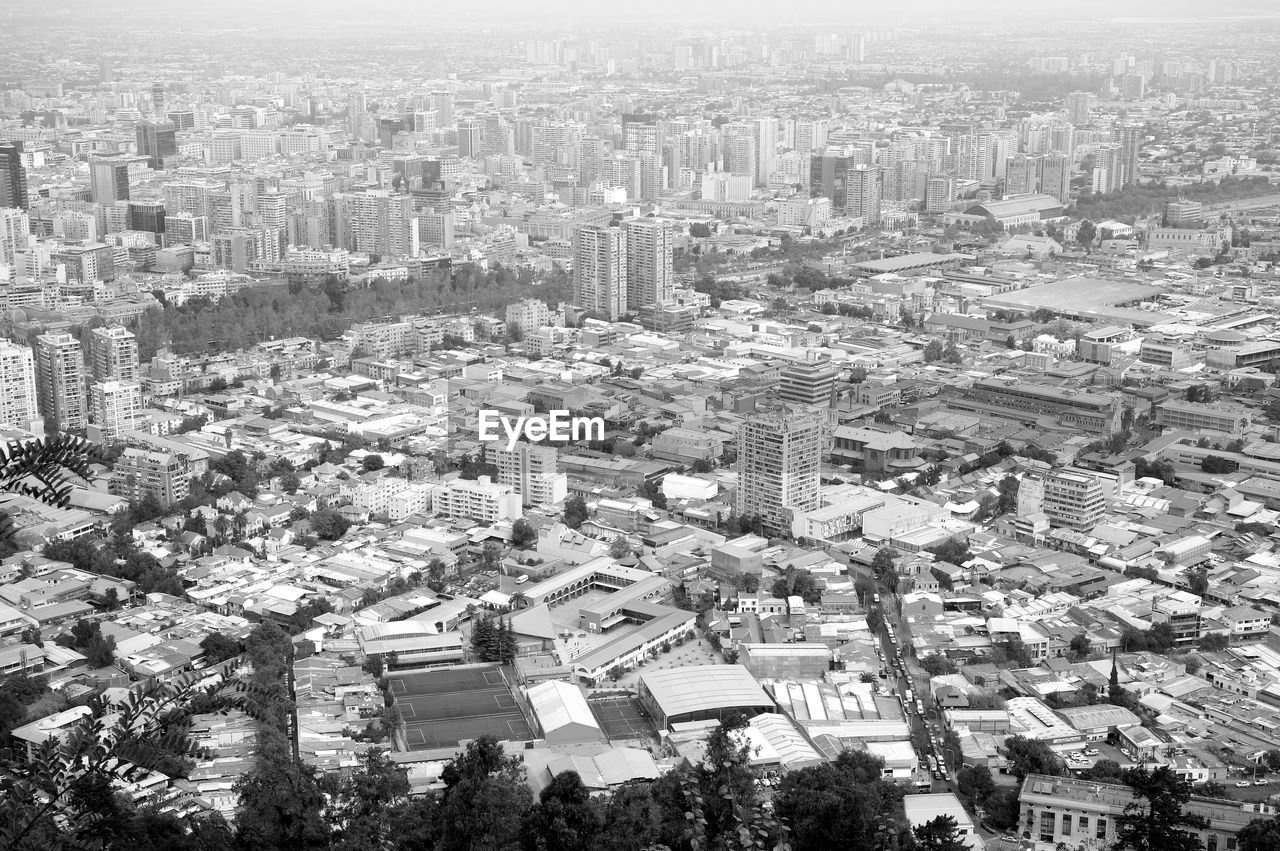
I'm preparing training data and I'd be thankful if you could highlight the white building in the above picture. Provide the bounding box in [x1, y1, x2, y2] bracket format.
[432, 476, 521, 523]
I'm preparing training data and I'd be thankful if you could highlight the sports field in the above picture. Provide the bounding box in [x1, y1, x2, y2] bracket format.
[588, 695, 656, 741]
[390, 664, 534, 750]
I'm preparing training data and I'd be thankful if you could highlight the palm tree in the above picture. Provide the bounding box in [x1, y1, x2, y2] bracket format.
[0, 434, 102, 545]
[508, 591, 529, 611]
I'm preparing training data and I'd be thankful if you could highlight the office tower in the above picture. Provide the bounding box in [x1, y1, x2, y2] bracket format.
[166, 110, 195, 131]
[1004, 153, 1043, 195]
[720, 122, 756, 179]
[0, 208, 30, 267]
[846, 163, 882, 225]
[1065, 91, 1093, 126]
[457, 120, 482, 157]
[166, 213, 208, 245]
[810, 150, 850, 209]
[150, 81, 165, 113]
[623, 218, 674, 312]
[779, 356, 837, 406]
[736, 413, 821, 536]
[1043, 470, 1105, 530]
[1165, 199, 1203, 227]
[347, 90, 367, 139]
[127, 200, 166, 242]
[90, 156, 132, 204]
[136, 120, 177, 169]
[924, 174, 954, 213]
[89, 325, 139, 383]
[1040, 153, 1072, 205]
[490, 440, 568, 508]
[34, 333, 86, 435]
[418, 210, 454, 249]
[1119, 124, 1142, 187]
[52, 242, 115, 283]
[755, 117, 778, 186]
[0, 341, 40, 431]
[1121, 74, 1145, 100]
[89, 380, 142, 442]
[210, 129, 243, 164]
[0, 141, 30, 209]
[572, 224, 626, 321]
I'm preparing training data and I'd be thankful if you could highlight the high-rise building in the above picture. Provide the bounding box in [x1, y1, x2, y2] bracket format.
[1042, 470, 1105, 530]
[490, 440, 568, 508]
[1040, 153, 1072, 205]
[0, 141, 30, 210]
[89, 380, 142, 442]
[457, 119, 482, 158]
[127, 200, 166, 242]
[109, 448, 190, 505]
[335, 191, 419, 258]
[89, 325, 140, 383]
[1119, 124, 1143, 187]
[846, 163, 882, 225]
[0, 208, 30, 268]
[0, 341, 40, 431]
[778, 356, 837, 406]
[347, 90, 367, 139]
[623, 218, 673, 313]
[572, 223, 626, 320]
[810, 151, 880, 223]
[736, 413, 821, 535]
[34, 333, 86, 435]
[924, 174, 955, 213]
[1091, 143, 1123, 194]
[1065, 91, 1093, 126]
[755, 117, 778, 187]
[136, 120, 177, 169]
[1004, 153, 1043, 195]
[89, 155, 132, 204]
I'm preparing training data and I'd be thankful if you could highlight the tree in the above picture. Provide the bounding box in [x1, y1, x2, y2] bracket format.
[309, 508, 351, 540]
[523, 770, 601, 851]
[957, 765, 996, 803]
[200, 633, 241, 665]
[771, 566, 823, 605]
[562, 494, 588, 530]
[481, 541, 504, 571]
[609, 535, 632, 560]
[923, 339, 944, 362]
[1112, 765, 1209, 851]
[921, 655, 958, 677]
[1081, 759, 1126, 784]
[983, 787, 1022, 831]
[1077, 219, 1098, 248]
[872, 547, 898, 587]
[1069, 632, 1092, 661]
[234, 752, 329, 851]
[1239, 816, 1280, 851]
[511, 518, 537, 549]
[1005, 735, 1066, 780]
[326, 747, 410, 849]
[773, 751, 903, 851]
[0, 434, 103, 549]
[279, 471, 301, 494]
[436, 736, 532, 851]
[1198, 633, 1230, 652]
[914, 814, 969, 851]
[361, 454, 385, 473]
[85, 633, 117, 669]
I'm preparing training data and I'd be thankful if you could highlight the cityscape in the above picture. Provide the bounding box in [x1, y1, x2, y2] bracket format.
[4, 3, 1280, 850]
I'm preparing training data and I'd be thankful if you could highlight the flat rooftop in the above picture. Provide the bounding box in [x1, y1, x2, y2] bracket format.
[982, 277, 1173, 325]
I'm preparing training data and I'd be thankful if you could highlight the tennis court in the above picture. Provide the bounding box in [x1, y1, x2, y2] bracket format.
[588, 695, 655, 741]
[391, 664, 534, 750]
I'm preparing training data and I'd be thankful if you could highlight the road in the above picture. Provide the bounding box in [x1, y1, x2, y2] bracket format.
[868, 590, 953, 793]
[1203, 192, 1280, 213]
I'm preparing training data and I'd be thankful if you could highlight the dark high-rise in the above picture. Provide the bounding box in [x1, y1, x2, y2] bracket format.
[0, 141, 30, 210]
[136, 120, 177, 169]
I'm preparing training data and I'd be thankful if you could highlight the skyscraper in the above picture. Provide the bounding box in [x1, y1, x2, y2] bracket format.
[0, 141, 29, 210]
[623, 218, 673, 313]
[89, 155, 132, 204]
[736, 413, 821, 536]
[1004, 153, 1043, 195]
[34, 333, 86, 435]
[1119, 124, 1143, 187]
[846, 163, 882, 226]
[136, 120, 177, 169]
[1065, 91, 1093, 127]
[572, 224, 626, 321]
[0, 208, 30, 268]
[457, 120, 482, 158]
[1040, 153, 1072, 205]
[89, 325, 140, 383]
[0, 340, 40, 432]
[755, 117, 778, 187]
